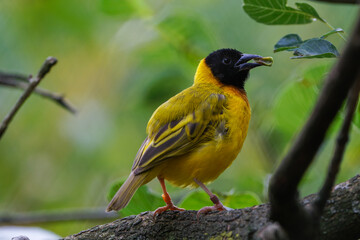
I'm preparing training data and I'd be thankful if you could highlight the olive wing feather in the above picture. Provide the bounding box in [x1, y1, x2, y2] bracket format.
[132, 92, 226, 175]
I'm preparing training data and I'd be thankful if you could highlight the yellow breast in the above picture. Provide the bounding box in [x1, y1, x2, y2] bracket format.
[159, 85, 251, 187]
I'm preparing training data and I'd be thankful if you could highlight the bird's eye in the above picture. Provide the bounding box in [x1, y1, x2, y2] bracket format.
[222, 58, 231, 65]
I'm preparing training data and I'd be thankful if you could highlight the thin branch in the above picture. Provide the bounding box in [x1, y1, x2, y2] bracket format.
[268, 13, 360, 239]
[311, 0, 360, 4]
[0, 57, 58, 139]
[0, 208, 118, 225]
[323, 20, 346, 41]
[0, 72, 29, 82]
[313, 73, 360, 216]
[0, 78, 77, 114]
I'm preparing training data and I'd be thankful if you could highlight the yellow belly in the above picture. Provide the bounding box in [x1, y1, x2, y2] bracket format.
[157, 87, 251, 187]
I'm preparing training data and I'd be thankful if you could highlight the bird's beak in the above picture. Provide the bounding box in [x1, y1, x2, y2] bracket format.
[235, 54, 273, 71]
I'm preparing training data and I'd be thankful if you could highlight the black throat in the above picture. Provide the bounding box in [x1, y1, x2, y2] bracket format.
[205, 58, 249, 90]
[204, 49, 249, 90]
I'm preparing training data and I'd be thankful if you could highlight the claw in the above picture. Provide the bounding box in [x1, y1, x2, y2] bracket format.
[196, 202, 226, 219]
[154, 178, 185, 217]
[153, 204, 185, 217]
[192, 178, 228, 220]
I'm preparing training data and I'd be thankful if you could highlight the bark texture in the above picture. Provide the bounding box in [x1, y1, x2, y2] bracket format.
[64, 175, 360, 240]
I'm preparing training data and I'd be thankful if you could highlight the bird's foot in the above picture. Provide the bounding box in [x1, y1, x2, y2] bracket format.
[197, 201, 226, 219]
[153, 204, 185, 216]
[153, 193, 185, 216]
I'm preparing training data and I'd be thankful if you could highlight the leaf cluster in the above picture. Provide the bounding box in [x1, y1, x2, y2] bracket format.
[243, 0, 345, 59]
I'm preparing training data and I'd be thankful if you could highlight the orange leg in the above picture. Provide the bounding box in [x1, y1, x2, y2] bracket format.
[194, 178, 226, 218]
[153, 177, 185, 216]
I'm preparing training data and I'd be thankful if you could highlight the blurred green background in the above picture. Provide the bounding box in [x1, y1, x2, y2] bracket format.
[0, 0, 359, 237]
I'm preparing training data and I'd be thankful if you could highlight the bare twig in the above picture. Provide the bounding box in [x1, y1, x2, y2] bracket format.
[0, 77, 76, 114]
[313, 73, 360, 216]
[0, 57, 58, 139]
[268, 13, 360, 239]
[0, 208, 118, 225]
[0, 72, 29, 82]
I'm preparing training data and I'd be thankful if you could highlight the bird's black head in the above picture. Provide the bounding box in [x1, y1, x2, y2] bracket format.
[205, 48, 273, 90]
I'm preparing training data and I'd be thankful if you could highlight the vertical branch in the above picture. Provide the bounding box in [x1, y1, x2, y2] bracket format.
[0, 57, 57, 139]
[268, 13, 360, 239]
[313, 73, 360, 216]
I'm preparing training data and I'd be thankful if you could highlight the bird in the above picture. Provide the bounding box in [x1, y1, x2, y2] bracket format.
[107, 48, 273, 216]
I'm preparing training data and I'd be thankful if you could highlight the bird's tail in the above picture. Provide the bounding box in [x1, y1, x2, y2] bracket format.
[106, 172, 147, 212]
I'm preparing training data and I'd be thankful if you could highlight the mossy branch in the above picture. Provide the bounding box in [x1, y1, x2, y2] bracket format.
[63, 175, 360, 240]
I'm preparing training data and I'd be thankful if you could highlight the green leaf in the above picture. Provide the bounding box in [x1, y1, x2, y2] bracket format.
[274, 63, 332, 138]
[99, 0, 136, 16]
[179, 190, 261, 210]
[222, 192, 261, 209]
[292, 38, 339, 59]
[107, 179, 163, 217]
[274, 34, 303, 52]
[302, 63, 332, 85]
[99, 0, 150, 17]
[157, 14, 214, 57]
[274, 82, 316, 137]
[295, 3, 325, 22]
[320, 28, 345, 39]
[353, 103, 360, 130]
[243, 0, 320, 25]
[179, 191, 211, 210]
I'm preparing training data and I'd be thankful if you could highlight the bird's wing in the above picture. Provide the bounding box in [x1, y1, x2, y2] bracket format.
[132, 90, 227, 175]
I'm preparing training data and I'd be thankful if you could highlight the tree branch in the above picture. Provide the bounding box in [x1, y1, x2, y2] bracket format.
[0, 77, 76, 114]
[62, 175, 360, 240]
[0, 72, 28, 82]
[0, 57, 57, 139]
[313, 73, 360, 217]
[268, 13, 360, 239]
[311, 0, 360, 4]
